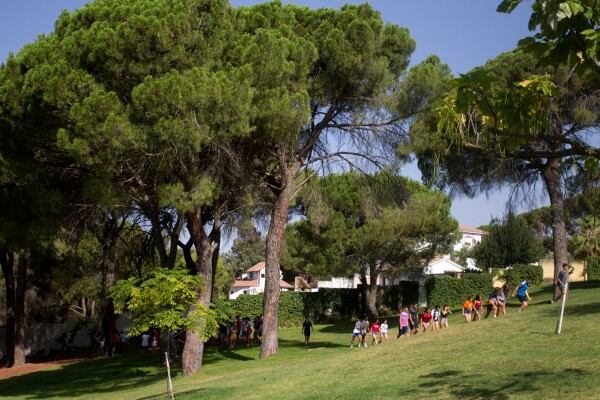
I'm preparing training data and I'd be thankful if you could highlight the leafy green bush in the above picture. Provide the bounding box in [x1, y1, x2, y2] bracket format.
[587, 257, 600, 281]
[227, 284, 420, 325]
[503, 264, 544, 289]
[228, 292, 305, 327]
[426, 273, 493, 307]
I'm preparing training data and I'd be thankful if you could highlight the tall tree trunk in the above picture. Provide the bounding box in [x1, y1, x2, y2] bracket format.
[167, 211, 185, 269]
[13, 250, 28, 366]
[260, 162, 299, 359]
[542, 158, 569, 288]
[181, 207, 217, 376]
[366, 265, 379, 319]
[1, 249, 15, 367]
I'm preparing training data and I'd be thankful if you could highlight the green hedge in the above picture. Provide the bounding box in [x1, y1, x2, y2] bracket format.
[587, 257, 600, 281]
[503, 264, 544, 289]
[229, 292, 305, 327]
[227, 283, 420, 326]
[426, 273, 493, 307]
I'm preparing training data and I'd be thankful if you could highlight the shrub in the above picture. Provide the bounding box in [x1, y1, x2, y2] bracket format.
[228, 291, 305, 327]
[587, 257, 600, 281]
[426, 273, 493, 307]
[503, 264, 544, 289]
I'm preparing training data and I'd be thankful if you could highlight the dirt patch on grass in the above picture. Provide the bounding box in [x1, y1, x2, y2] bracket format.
[0, 358, 86, 380]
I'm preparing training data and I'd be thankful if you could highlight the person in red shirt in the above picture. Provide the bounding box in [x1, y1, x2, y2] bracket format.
[473, 294, 482, 321]
[421, 307, 433, 333]
[370, 319, 381, 345]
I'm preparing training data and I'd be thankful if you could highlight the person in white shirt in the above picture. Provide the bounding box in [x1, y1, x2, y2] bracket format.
[380, 319, 389, 342]
[349, 319, 362, 348]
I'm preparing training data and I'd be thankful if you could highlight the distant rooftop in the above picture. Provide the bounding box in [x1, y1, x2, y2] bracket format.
[459, 224, 487, 235]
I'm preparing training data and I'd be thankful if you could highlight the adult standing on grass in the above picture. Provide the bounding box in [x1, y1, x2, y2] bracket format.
[513, 278, 532, 312]
[440, 305, 451, 328]
[370, 318, 381, 345]
[302, 318, 313, 346]
[553, 263, 570, 303]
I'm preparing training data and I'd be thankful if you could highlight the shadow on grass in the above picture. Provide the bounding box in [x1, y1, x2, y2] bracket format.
[415, 367, 586, 399]
[278, 338, 347, 349]
[541, 302, 600, 317]
[201, 348, 255, 365]
[136, 386, 239, 400]
[0, 352, 169, 399]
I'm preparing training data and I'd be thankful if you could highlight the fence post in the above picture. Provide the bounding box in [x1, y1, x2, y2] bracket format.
[555, 282, 568, 335]
[165, 352, 175, 400]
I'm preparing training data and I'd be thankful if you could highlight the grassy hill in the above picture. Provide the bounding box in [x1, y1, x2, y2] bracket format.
[1, 282, 599, 400]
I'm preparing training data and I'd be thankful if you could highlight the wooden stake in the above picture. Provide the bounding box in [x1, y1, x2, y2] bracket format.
[555, 282, 568, 335]
[165, 352, 175, 400]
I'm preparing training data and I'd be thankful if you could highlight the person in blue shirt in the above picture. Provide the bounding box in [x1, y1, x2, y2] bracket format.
[513, 277, 532, 312]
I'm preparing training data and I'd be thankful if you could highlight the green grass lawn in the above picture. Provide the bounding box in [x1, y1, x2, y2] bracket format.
[1, 281, 599, 400]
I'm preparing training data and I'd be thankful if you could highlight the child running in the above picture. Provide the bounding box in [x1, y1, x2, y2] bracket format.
[360, 316, 370, 348]
[432, 305, 441, 330]
[380, 319, 389, 342]
[513, 277, 532, 312]
[421, 307, 433, 333]
[472, 294, 482, 321]
[370, 318, 381, 345]
[463, 297, 473, 322]
[440, 304, 451, 328]
[409, 304, 419, 335]
[350, 318, 362, 348]
[485, 288, 498, 319]
[496, 285, 507, 317]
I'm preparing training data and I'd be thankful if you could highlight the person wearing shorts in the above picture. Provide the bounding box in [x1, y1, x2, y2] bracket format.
[421, 307, 433, 333]
[496, 286, 507, 317]
[359, 317, 370, 348]
[380, 319, 389, 342]
[553, 263, 570, 303]
[350, 319, 362, 348]
[440, 305, 451, 328]
[432, 305, 441, 330]
[485, 289, 498, 319]
[463, 297, 473, 322]
[370, 319, 380, 345]
[514, 278, 531, 312]
[409, 304, 419, 335]
[472, 294, 482, 321]
[398, 308, 410, 338]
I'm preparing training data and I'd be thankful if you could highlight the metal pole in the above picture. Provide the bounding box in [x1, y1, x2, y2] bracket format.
[165, 351, 175, 400]
[555, 282, 568, 335]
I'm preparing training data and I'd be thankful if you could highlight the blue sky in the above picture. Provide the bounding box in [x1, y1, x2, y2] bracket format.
[0, 0, 543, 228]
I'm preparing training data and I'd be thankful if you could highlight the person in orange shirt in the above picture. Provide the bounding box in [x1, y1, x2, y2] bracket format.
[463, 297, 474, 322]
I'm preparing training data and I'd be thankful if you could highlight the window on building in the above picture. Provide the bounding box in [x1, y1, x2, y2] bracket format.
[261, 273, 265, 278]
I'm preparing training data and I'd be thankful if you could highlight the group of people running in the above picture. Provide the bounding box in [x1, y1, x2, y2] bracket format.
[346, 303, 453, 348]
[462, 275, 544, 322]
[342, 274, 547, 349]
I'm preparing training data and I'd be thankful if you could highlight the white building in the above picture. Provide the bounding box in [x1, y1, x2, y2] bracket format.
[229, 262, 294, 300]
[454, 224, 487, 252]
